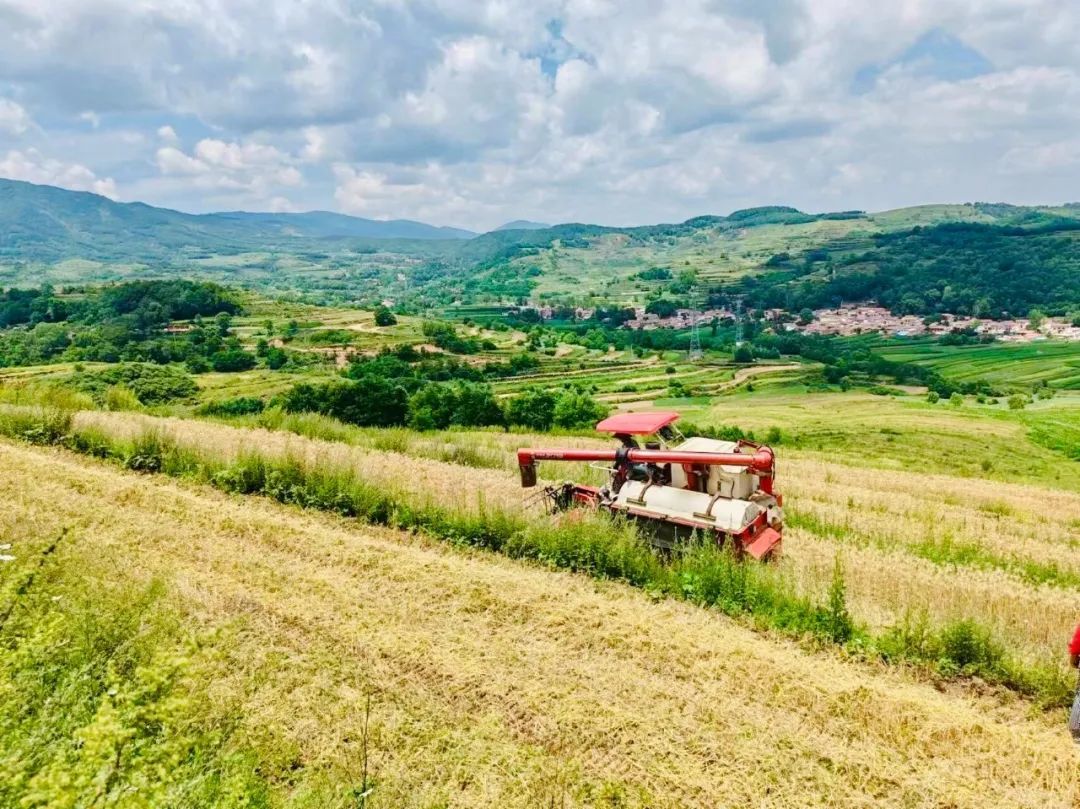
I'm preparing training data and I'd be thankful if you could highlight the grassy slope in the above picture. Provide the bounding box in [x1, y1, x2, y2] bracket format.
[3, 440, 1079, 807]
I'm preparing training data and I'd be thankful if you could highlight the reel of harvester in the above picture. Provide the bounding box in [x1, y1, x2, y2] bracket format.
[517, 411, 783, 560]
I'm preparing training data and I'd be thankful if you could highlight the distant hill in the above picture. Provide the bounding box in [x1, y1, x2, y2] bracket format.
[492, 220, 551, 232]
[445, 204, 1080, 315]
[1, 179, 1078, 316]
[212, 210, 475, 240]
[0, 178, 474, 265]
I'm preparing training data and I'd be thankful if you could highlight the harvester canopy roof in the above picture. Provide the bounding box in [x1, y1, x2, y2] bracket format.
[595, 411, 680, 435]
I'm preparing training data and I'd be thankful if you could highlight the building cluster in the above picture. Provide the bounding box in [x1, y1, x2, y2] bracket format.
[519, 301, 1079, 342]
[624, 307, 735, 330]
[788, 304, 1080, 342]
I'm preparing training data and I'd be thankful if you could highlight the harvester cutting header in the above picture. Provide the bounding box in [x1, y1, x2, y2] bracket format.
[517, 412, 783, 560]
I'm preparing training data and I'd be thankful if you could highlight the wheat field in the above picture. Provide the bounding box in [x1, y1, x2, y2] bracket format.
[3, 439, 1079, 807]
[64, 409, 1080, 668]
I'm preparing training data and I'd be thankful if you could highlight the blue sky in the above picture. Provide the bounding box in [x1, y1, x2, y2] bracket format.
[0, 1, 1078, 230]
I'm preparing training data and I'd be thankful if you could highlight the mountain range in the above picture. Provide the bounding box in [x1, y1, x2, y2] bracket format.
[0, 178, 475, 265]
[2, 177, 1079, 318]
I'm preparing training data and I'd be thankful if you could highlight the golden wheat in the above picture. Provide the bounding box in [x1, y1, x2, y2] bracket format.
[3, 439, 1078, 808]
[60, 409, 1080, 668]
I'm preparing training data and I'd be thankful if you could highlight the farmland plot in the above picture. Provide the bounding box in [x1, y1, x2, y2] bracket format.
[2, 440, 1079, 807]
[27, 408, 1080, 684]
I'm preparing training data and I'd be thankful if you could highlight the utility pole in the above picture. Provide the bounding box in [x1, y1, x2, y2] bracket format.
[734, 296, 744, 346]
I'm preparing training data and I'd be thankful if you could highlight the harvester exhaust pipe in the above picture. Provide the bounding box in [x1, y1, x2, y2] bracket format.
[520, 457, 538, 487]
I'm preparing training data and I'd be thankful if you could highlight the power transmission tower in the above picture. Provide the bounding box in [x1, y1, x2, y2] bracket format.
[688, 316, 703, 360]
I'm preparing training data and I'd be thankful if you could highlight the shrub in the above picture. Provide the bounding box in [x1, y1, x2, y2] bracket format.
[71, 363, 198, 405]
[197, 396, 266, 417]
[374, 305, 397, 327]
[104, 385, 142, 411]
[265, 347, 287, 369]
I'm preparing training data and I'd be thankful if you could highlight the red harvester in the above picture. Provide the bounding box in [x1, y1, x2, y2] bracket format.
[517, 411, 783, 560]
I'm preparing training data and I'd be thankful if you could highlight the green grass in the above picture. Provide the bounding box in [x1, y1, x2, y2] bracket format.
[699, 383, 1080, 490]
[0, 533, 271, 807]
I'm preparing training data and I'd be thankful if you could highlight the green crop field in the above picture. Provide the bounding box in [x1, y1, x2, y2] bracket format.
[872, 338, 1080, 389]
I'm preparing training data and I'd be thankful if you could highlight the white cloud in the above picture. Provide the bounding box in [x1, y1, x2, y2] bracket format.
[0, 99, 31, 135]
[156, 138, 303, 194]
[0, 148, 116, 197]
[2, 1, 1080, 222]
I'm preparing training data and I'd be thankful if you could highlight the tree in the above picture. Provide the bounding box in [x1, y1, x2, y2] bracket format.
[210, 349, 256, 372]
[374, 306, 397, 327]
[644, 299, 678, 318]
[1028, 308, 1046, 330]
[949, 392, 964, 407]
[926, 391, 940, 404]
[1007, 394, 1027, 410]
[213, 312, 233, 337]
[407, 382, 503, 430]
[282, 378, 409, 427]
[506, 388, 559, 431]
[552, 389, 608, 429]
[733, 344, 754, 364]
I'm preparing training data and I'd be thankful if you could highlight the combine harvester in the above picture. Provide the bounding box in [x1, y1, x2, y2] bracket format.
[517, 411, 783, 560]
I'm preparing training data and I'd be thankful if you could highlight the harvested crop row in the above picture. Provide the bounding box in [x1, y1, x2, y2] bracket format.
[74, 410, 529, 512]
[61, 409, 1080, 672]
[2, 440, 1078, 808]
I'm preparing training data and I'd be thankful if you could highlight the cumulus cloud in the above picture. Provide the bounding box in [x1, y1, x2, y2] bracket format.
[156, 138, 303, 194]
[0, 148, 116, 197]
[0, 1, 1078, 223]
[0, 99, 31, 135]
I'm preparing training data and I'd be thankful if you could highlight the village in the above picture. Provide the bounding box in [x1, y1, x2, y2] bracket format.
[789, 304, 1080, 341]
[520, 302, 1080, 342]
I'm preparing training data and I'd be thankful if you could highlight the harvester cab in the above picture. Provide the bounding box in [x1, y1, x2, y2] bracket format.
[517, 412, 783, 560]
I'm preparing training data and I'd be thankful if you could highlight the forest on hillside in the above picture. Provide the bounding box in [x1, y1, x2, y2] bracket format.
[736, 221, 1080, 317]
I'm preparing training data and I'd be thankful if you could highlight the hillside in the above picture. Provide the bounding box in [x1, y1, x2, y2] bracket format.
[451, 205, 1080, 314]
